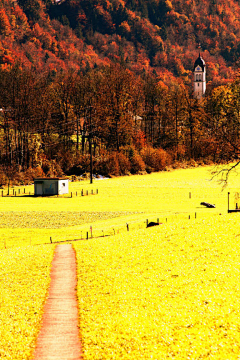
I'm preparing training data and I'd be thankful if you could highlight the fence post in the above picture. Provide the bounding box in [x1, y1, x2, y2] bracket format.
[86, 232, 88, 240]
[146, 219, 148, 227]
[18, 189, 20, 194]
[96, 189, 98, 194]
[50, 237, 52, 243]
[81, 189, 83, 196]
[71, 192, 72, 198]
[86, 190, 88, 196]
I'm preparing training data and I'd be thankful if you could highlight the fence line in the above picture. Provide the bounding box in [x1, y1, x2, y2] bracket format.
[1, 210, 224, 249]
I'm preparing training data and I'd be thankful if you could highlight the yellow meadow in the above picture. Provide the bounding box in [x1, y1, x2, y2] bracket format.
[0, 245, 54, 359]
[75, 213, 240, 359]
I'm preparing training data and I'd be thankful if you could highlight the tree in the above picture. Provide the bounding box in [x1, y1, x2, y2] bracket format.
[97, 64, 137, 151]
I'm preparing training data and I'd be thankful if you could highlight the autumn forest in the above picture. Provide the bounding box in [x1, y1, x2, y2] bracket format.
[1, 0, 240, 184]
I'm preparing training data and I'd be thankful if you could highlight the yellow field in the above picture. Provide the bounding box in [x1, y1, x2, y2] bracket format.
[0, 164, 239, 248]
[1, 164, 240, 359]
[75, 215, 240, 359]
[0, 245, 54, 359]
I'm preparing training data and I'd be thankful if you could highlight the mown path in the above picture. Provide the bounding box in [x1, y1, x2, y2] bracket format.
[33, 244, 82, 360]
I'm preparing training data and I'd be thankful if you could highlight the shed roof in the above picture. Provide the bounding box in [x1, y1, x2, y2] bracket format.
[34, 178, 68, 181]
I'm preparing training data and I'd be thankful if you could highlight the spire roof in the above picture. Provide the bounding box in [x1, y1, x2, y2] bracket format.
[194, 54, 206, 71]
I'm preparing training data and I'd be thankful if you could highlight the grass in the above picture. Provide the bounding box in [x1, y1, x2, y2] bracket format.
[74, 213, 240, 359]
[0, 245, 54, 360]
[0, 165, 238, 247]
[1, 164, 240, 358]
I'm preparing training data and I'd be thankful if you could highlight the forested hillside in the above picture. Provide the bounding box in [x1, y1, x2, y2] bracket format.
[0, 0, 240, 184]
[1, 0, 240, 84]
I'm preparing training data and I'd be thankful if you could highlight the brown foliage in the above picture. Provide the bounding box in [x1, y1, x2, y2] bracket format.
[141, 147, 172, 172]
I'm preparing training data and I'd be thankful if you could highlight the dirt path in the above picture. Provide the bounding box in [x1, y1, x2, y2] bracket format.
[33, 244, 82, 360]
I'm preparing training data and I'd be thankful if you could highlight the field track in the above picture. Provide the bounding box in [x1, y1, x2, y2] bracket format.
[33, 244, 82, 360]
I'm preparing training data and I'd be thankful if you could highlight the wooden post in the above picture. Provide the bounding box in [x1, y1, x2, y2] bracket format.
[50, 237, 52, 243]
[18, 189, 20, 194]
[86, 190, 88, 196]
[126, 223, 129, 231]
[166, 218, 167, 222]
[1, 191, 3, 197]
[189, 215, 190, 220]
[91, 189, 93, 195]
[146, 219, 148, 227]
[189, 192, 191, 199]
[71, 192, 72, 198]
[24, 188, 25, 194]
[76, 192, 77, 196]
[81, 189, 83, 196]
[228, 192, 230, 213]
[15, 191, 16, 196]
[97, 189, 98, 194]
[13, 189, 14, 195]
[195, 212, 197, 219]
[86, 232, 88, 240]
[157, 218, 159, 224]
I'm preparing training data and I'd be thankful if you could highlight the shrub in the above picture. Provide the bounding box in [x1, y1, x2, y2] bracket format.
[141, 147, 172, 171]
[42, 159, 64, 177]
[130, 153, 146, 174]
[94, 151, 119, 176]
[117, 152, 131, 175]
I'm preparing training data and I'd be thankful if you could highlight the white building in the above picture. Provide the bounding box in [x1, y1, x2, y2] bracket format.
[34, 178, 69, 196]
[193, 54, 206, 100]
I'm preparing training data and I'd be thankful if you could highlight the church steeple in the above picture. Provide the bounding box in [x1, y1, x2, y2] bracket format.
[193, 47, 206, 100]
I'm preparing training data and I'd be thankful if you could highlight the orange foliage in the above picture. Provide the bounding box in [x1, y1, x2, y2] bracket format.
[0, 9, 11, 35]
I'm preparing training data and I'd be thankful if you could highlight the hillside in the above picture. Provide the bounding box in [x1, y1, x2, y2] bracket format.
[1, 0, 240, 85]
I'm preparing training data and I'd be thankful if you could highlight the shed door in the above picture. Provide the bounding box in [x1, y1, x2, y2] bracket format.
[36, 183, 43, 195]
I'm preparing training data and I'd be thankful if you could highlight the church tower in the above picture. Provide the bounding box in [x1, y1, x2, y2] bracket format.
[193, 53, 206, 100]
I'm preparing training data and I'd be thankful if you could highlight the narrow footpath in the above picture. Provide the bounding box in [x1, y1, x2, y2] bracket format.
[33, 244, 82, 360]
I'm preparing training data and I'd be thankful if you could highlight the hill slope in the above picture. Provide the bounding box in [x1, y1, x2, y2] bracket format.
[1, 0, 240, 84]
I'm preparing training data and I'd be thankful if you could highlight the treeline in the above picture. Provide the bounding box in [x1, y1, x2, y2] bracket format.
[0, 63, 239, 185]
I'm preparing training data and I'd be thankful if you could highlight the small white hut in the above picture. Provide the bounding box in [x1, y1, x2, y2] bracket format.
[34, 178, 69, 196]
